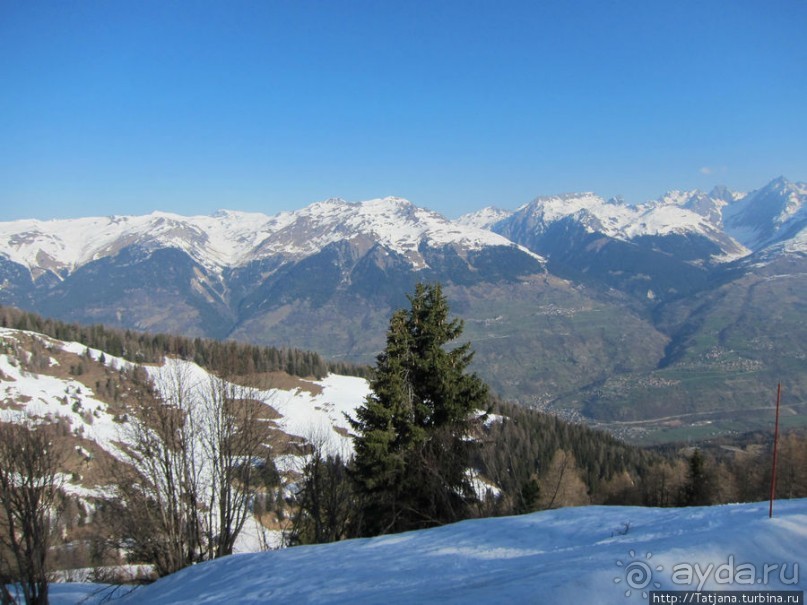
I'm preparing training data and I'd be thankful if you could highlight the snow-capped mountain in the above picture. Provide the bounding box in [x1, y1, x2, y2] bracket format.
[453, 206, 513, 230]
[460, 177, 807, 265]
[722, 177, 807, 251]
[249, 197, 542, 269]
[0, 210, 264, 279]
[483, 190, 748, 261]
[0, 197, 539, 281]
[482, 193, 733, 303]
[653, 186, 740, 225]
[447, 178, 804, 304]
[3, 179, 804, 295]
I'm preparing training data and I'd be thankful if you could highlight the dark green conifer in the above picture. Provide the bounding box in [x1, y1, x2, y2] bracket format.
[349, 283, 488, 535]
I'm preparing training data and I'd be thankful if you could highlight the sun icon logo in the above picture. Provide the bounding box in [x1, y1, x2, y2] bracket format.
[614, 550, 663, 598]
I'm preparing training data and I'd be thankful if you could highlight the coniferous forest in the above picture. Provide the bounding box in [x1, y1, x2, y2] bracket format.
[0, 305, 369, 380]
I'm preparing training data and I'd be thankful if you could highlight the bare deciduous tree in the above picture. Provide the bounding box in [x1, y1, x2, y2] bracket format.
[114, 360, 205, 577]
[201, 375, 275, 559]
[112, 360, 276, 575]
[0, 419, 63, 605]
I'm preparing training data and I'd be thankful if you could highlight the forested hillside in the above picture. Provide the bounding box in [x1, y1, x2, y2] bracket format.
[0, 305, 369, 380]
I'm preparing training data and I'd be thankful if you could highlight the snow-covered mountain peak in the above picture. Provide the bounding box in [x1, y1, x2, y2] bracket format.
[293, 196, 416, 221]
[516, 192, 643, 238]
[493, 189, 749, 261]
[744, 176, 805, 207]
[623, 203, 714, 238]
[768, 175, 796, 191]
[250, 196, 536, 266]
[708, 185, 745, 202]
[528, 191, 621, 212]
[455, 207, 513, 230]
[0, 210, 278, 278]
[722, 177, 807, 251]
[655, 189, 703, 207]
[650, 189, 732, 227]
[322, 196, 350, 205]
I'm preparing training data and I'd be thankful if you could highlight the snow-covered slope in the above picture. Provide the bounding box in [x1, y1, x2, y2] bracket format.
[0, 327, 370, 470]
[0, 329, 134, 463]
[454, 206, 513, 230]
[723, 177, 807, 252]
[0, 210, 271, 279]
[0, 197, 538, 279]
[495, 191, 748, 261]
[52, 498, 807, 605]
[453, 179, 806, 265]
[250, 197, 534, 266]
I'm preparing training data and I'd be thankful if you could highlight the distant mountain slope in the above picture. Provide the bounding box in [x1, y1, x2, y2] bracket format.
[722, 177, 807, 250]
[487, 189, 750, 303]
[453, 206, 513, 230]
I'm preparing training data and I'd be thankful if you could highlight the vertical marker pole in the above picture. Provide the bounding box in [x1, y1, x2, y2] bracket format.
[769, 382, 781, 519]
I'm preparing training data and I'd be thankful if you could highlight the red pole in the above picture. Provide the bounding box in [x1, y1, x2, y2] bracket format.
[769, 383, 782, 519]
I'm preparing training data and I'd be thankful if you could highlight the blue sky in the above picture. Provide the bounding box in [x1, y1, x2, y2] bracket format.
[1, 1, 805, 221]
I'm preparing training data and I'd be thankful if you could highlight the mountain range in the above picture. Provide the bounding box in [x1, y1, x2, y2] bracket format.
[2, 176, 807, 441]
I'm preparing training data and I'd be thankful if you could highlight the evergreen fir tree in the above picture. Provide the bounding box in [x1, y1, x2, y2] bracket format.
[349, 283, 489, 536]
[681, 448, 713, 506]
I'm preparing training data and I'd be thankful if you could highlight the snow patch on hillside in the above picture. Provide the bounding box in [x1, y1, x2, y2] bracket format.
[0, 328, 371, 467]
[0, 329, 130, 459]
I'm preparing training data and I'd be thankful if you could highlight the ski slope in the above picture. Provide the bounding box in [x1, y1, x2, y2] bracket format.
[50, 498, 806, 605]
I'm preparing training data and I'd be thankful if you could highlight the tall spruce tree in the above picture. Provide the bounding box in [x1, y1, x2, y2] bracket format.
[349, 283, 488, 536]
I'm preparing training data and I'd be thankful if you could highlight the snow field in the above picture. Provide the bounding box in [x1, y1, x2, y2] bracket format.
[47, 498, 806, 605]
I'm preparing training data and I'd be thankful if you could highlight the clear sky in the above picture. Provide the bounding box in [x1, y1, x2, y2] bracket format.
[1, 0, 805, 221]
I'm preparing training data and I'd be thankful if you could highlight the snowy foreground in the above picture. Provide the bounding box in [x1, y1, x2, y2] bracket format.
[52, 499, 805, 605]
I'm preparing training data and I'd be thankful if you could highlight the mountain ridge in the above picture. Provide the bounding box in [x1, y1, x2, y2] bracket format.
[0, 196, 543, 281]
[4, 178, 806, 284]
